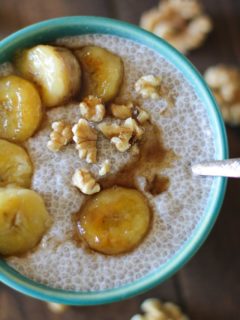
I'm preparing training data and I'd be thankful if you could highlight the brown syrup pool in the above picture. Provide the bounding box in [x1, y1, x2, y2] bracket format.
[100, 123, 176, 193]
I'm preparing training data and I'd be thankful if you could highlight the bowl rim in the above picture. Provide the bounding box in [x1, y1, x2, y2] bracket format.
[0, 16, 228, 305]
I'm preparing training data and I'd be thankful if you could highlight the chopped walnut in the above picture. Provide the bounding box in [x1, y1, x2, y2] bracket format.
[110, 102, 133, 119]
[111, 102, 150, 124]
[110, 136, 131, 152]
[72, 119, 97, 163]
[98, 122, 126, 139]
[79, 95, 105, 122]
[140, 0, 212, 54]
[130, 298, 189, 320]
[99, 159, 111, 176]
[204, 65, 240, 125]
[98, 121, 132, 152]
[46, 303, 68, 314]
[98, 118, 144, 152]
[124, 118, 144, 140]
[47, 120, 73, 152]
[134, 106, 150, 124]
[135, 75, 162, 100]
[72, 168, 100, 195]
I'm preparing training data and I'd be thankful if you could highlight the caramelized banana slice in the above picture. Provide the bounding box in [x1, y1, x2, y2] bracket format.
[0, 139, 32, 188]
[76, 186, 151, 255]
[0, 187, 50, 256]
[0, 75, 42, 142]
[15, 45, 81, 108]
[74, 46, 124, 102]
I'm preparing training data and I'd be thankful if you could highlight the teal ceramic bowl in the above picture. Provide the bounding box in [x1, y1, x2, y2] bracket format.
[0, 16, 228, 305]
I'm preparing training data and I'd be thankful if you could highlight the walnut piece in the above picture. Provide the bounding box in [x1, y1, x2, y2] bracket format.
[98, 118, 144, 152]
[134, 106, 150, 124]
[46, 303, 68, 314]
[204, 65, 240, 125]
[130, 298, 189, 320]
[110, 102, 133, 119]
[135, 75, 162, 100]
[111, 102, 150, 124]
[140, 0, 212, 54]
[79, 95, 105, 122]
[124, 118, 144, 140]
[110, 136, 131, 152]
[98, 122, 132, 152]
[99, 159, 111, 176]
[72, 119, 97, 163]
[47, 120, 73, 152]
[72, 168, 100, 195]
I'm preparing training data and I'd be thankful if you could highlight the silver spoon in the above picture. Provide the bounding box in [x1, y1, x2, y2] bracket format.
[191, 158, 240, 178]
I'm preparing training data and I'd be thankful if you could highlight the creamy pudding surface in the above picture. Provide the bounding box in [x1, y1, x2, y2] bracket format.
[2, 34, 215, 291]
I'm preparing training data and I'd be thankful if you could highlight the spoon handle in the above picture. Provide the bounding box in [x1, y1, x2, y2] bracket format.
[191, 158, 240, 178]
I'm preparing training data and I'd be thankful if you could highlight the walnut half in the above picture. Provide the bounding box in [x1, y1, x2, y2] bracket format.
[72, 119, 98, 163]
[204, 65, 240, 125]
[98, 118, 144, 152]
[130, 298, 189, 320]
[98, 122, 131, 152]
[111, 102, 150, 124]
[140, 0, 212, 54]
[72, 168, 100, 195]
[135, 75, 162, 100]
[47, 120, 73, 152]
[79, 95, 105, 122]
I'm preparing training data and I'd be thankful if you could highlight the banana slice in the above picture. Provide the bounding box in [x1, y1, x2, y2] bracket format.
[15, 45, 81, 108]
[74, 46, 124, 102]
[76, 186, 151, 255]
[0, 75, 42, 142]
[0, 187, 50, 256]
[0, 139, 33, 188]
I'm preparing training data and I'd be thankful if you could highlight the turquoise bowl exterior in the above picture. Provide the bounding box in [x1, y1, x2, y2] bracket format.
[0, 16, 228, 305]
